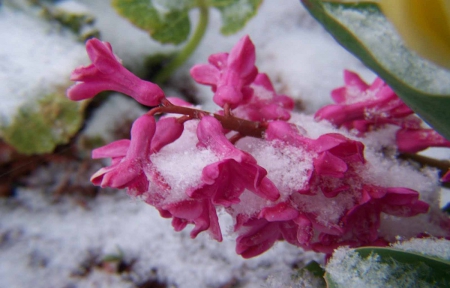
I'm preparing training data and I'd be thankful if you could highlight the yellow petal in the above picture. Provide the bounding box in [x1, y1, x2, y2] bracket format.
[380, 0, 450, 69]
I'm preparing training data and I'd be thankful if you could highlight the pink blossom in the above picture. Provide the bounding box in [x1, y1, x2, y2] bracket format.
[188, 116, 280, 206]
[190, 35, 258, 108]
[250, 120, 431, 256]
[67, 38, 164, 106]
[315, 70, 419, 133]
[159, 198, 222, 241]
[91, 115, 184, 195]
[233, 73, 295, 121]
[266, 121, 364, 195]
[91, 114, 156, 193]
[396, 129, 450, 153]
[312, 186, 429, 254]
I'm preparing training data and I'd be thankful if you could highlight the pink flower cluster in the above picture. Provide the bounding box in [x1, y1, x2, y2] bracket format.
[315, 70, 450, 154]
[67, 36, 447, 259]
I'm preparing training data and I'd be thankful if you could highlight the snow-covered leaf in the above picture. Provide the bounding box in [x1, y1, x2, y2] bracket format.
[0, 5, 89, 154]
[325, 246, 450, 288]
[1, 93, 85, 155]
[301, 0, 450, 139]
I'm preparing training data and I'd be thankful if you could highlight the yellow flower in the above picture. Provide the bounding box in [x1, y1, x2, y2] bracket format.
[379, 0, 450, 69]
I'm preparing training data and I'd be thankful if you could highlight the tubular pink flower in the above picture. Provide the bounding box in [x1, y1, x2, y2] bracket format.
[312, 185, 429, 254]
[235, 203, 314, 258]
[189, 116, 280, 205]
[396, 129, 450, 153]
[315, 70, 418, 133]
[91, 114, 156, 192]
[160, 198, 222, 241]
[190, 35, 258, 108]
[90, 115, 184, 195]
[258, 120, 432, 256]
[233, 73, 295, 121]
[67, 38, 164, 106]
[266, 121, 364, 195]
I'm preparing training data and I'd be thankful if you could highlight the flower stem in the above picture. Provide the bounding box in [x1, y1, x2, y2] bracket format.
[153, 2, 209, 84]
[149, 100, 267, 138]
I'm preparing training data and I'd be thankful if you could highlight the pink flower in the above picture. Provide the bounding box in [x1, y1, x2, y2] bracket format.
[233, 73, 295, 121]
[254, 120, 431, 256]
[312, 185, 429, 254]
[188, 116, 280, 206]
[158, 198, 222, 241]
[315, 70, 419, 134]
[266, 121, 364, 196]
[91, 114, 156, 193]
[91, 115, 184, 195]
[67, 38, 164, 106]
[190, 35, 258, 108]
[235, 203, 313, 258]
[396, 129, 450, 153]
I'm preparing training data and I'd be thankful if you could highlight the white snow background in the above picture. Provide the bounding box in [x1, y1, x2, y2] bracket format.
[1, 0, 450, 287]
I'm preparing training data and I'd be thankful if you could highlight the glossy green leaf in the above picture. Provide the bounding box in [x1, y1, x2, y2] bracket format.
[0, 93, 84, 155]
[209, 0, 263, 35]
[325, 247, 450, 288]
[112, 0, 193, 45]
[301, 0, 450, 139]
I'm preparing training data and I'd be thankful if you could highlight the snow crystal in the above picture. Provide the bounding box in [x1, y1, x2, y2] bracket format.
[243, 138, 313, 197]
[151, 147, 219, 202]
[326, 247, 425, 288]
[293, 191, 355, 226]
[392, 238, 450, 260]
[150, 121, 219, 202]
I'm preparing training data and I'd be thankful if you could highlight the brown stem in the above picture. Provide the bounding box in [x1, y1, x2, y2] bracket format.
[149, 100, 267, 138]
[228, 133, 245, 144]
[399, 153, 450, 173]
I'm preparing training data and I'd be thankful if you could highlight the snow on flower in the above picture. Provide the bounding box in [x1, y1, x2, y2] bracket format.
[68, 36, 449, 260]
[315, 70, 450, 153]
[190, 116, 280, 205]
[230, 121, 430, 258]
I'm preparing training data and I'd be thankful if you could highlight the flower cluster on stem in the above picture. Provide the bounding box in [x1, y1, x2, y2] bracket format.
[67, 37, 449, 258]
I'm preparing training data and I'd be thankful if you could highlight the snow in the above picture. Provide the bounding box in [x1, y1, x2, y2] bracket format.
[392, 238, 450, 260]
[1, 0, 449, 287]
[0, 189, 322, 288]
[325, 247, 423, 288]
[0, 5, 87, 125]
[326, 239, 450, 287]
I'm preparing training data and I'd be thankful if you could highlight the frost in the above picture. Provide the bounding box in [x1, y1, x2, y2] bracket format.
[326, 247, 426, 288]
[392, 238, 450, 261]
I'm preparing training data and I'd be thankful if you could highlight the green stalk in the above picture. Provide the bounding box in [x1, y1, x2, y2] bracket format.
[154, 3, 209, 84]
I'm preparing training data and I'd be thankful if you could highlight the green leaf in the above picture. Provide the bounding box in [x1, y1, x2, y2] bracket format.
[303, 260, 326, 279]
[301, 0, 450, 139]
[209, 0, 263, 35]
[325, 247, 450, 288]
[112, 0, 194, 45]
[0, 93, 85, 155]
